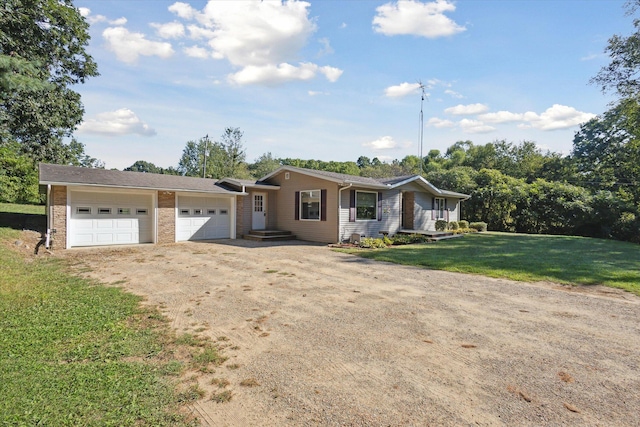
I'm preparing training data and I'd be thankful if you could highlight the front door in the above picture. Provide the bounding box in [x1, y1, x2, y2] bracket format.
[252, 192, 266, 230]
[402, 191, 414, 229]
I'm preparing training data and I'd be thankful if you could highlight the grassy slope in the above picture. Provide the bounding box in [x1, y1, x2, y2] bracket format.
[353, 232, 640, 295]
[0, 225, 198, 426]
[0, 202, 45, 215]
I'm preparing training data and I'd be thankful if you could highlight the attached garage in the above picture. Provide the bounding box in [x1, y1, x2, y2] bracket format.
[39, 163, 244, 249]
[177, 195, 232, 241]
[69, 190, 154, 247]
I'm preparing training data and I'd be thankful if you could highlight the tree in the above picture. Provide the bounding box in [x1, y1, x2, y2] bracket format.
[178, 129, 251, 179]
[591, 1, 640, 99]
[249, 152, 281, 178]
[0, 0, 99, 161]
[0, 141, 39, 203]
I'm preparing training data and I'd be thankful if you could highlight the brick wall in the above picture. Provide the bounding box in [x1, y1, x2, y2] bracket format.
[51, 186, 67, 249]
[157, 191, 175, 244]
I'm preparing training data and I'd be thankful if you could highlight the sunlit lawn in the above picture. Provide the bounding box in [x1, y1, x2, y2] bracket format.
[351, 232, 640, 295]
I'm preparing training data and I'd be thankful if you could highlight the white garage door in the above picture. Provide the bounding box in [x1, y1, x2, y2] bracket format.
[69, 191, 153, 247]
[177, 195, 231, 241]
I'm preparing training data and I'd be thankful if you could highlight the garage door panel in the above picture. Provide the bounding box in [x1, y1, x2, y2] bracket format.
[177, 196, 231, 241]
[70, 191, 153, 247]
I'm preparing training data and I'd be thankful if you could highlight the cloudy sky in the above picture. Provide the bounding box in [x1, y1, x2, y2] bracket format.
[73, 0, 629, 170]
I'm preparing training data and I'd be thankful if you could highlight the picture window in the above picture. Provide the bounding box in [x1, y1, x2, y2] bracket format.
[300, 190, 320, 220]
[356, 191, 377, 221]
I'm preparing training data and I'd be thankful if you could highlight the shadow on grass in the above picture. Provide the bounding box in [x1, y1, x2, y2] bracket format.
[0, 212, 46, 233]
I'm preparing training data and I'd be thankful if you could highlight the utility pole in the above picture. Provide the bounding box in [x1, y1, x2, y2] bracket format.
[202, 134, 209, 178]
[418, 81, 427, 175]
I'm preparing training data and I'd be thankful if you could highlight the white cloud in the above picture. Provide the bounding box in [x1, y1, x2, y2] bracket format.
[373, 0, 466, 38]
[385, 82, 422, 98]
[150, 21, 185, 39]
[308, 90, 329, 96]
[427, 117, 455, 128]
[444, 89, 463, 98]
[228, 62, 342, 86]
[78, 108, 156, 136]
[165, 0, 342, 85]
[317, 37, 334, 56]
[103, 27, 174, 64]
[168, 2, 198, 20]
[184, 45, 209, 59]
[362, 136, 399, 150]
[478, 111, 525, 123]
[445, 103, 489, 115]
[521, 104, 596, 130]
[459, 119, 495, 134]
[79, 7, 126, 26]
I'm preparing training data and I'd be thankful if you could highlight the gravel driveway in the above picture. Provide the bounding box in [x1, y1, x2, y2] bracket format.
[68, 240, 640, 426]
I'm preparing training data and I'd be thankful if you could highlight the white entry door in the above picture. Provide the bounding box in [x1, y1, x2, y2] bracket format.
[252, 193, 266, 230]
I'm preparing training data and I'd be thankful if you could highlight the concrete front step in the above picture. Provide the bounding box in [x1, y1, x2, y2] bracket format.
[244, 230, 296, 241]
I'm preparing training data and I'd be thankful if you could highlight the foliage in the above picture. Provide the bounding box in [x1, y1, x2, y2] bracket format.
[0, 0, 99, 162]
[353, 232, 640, 295]
[469, 222, 488, 232]
[0, 142, 40, 203]
[178, 129, 251, 179]
[447, 221, 459, 231]
[248, 152, 281, 178]
[0, 230, 197, 426]
[124, 160, 179, 175]
[435, 220, 448, 231]
[389, 234, 431, 245]
[458, 220, 469, 229]
[358, 237, 387, 249]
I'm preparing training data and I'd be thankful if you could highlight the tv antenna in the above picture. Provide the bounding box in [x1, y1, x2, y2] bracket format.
[417, 81, 427, 175]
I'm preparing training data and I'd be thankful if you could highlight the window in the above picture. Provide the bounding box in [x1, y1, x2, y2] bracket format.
[207, 209, 216, 215]
[76, 207, 91, 214]
[98, 208, 111, 214]
[193, 208, 203, 215]
[300, 190, 320, 220]
[136, 208, 148, 215]
[285, 172, 290, 180]
[179, 209, 190, 216]
[435, 198, 445, 219]
[220, 209, 228, 215]
[118, 208, 131, 215]
[356, 191, 377, 220]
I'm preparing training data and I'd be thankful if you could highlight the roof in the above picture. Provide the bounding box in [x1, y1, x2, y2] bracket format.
[39, 163, 243, 195]
[217, 177, 280, 190]
[260, 165, 470, 199]
[261, 166, 389, 189]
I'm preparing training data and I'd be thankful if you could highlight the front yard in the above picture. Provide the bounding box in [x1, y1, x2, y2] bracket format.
[349, 232, 640, 295]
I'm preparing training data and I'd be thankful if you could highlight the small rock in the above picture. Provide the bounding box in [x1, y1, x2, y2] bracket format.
[14, 240, 23, 246]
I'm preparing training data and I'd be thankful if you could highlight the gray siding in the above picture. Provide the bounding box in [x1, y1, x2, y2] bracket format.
[338, 188, 401, 242]
[414, 193, 461, 230]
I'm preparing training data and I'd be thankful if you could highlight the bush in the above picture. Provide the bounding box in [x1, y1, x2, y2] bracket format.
[447, 221, 459, 230]
[435, 220, 448, 231]
[382, 235, 393, 246]
[469, 222, 488, 232]
[390, 234, 431, 245]
[458, 220, 469, 229]
[358, 237, 387, 248]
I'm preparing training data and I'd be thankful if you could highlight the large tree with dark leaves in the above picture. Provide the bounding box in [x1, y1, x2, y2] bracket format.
[0, 0, 98, 162]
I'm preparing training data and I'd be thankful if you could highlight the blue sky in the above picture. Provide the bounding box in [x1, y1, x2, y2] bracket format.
[73, 0, 630, 170]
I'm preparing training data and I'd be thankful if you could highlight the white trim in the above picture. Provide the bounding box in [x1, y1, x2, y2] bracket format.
[230, 196, 237, 239]
[66, 187, 71, 249]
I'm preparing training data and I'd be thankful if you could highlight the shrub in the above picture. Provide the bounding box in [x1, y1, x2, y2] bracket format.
[382, 235, 393, 246]
[458, 220, 469, 229]
[390, 234, 431, 245]
[469, 222, 488, 232]
[435, 220, 448, 231]
[359, 237, 387, 248]
[447, 221, 459, 230]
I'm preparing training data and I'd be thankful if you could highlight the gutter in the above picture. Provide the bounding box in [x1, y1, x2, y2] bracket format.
[45, 184, 51, 249]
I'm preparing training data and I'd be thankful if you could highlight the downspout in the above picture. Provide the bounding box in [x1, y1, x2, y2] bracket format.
[45, 184, 51, 249]
[338, 183, 353, 242]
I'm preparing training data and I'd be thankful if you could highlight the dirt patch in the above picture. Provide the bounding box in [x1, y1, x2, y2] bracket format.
[63, 239, 640, 426]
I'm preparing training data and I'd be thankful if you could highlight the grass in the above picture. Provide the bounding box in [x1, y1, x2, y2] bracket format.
[0, 206, 210, 426]
[0, 202, 45, 215]
[348, 232, 640, 295]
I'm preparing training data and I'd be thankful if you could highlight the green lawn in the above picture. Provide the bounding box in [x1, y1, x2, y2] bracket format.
[351, 232, 640, 295]
[0, 202, 45, 215]
[0, 222, 215, 426]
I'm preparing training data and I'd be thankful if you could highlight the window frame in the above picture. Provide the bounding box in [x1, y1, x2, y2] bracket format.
[299, 189, 321, 221]
[355, 190, 378, 221]
[434, 197, 446, 220]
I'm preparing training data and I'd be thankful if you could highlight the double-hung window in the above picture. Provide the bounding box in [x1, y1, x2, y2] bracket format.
[435, 197, 445, 220]
[300, 190, 320, 220]
[356, 191, 377, 221]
